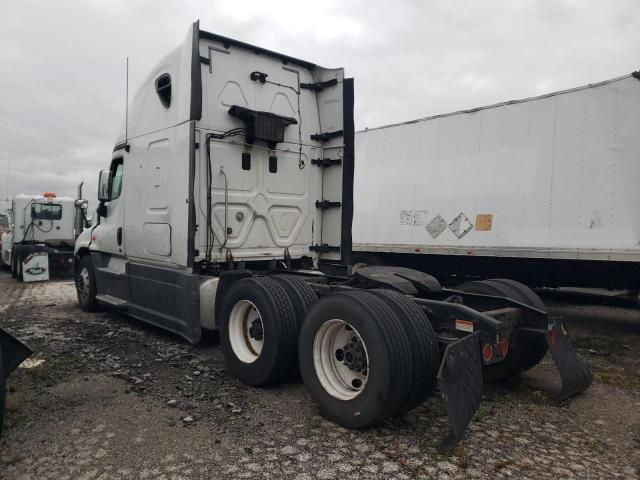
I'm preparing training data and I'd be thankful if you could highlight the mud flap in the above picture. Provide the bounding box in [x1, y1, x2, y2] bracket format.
[548, 323, 593, 401]
[1, 329, 31, 439]
[437, 332, 483, 453]
[0, 328, 32, 378]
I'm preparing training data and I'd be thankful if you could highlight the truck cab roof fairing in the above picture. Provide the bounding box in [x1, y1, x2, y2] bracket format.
[198, 30, 317, 72]
[114, 21, 201, 151]
[114, 21, 320, 152]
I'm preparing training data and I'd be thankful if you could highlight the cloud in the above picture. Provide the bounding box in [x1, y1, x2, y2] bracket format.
[0, 0, 638, 208]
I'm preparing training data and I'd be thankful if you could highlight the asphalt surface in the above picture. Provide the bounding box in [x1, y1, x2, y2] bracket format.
[0, 270, 638, 479]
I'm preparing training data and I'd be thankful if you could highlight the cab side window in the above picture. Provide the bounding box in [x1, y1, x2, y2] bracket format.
[111, 160, 124, 200]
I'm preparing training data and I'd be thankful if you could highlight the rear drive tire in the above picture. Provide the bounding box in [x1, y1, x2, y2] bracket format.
[456, 279, 548, 381]
[219, 277, 298, 386]
[298, 290, 413, 428]
[272, 275, 318, 327]
[75, 255, 100, 312]
[369, 289, 440, 415]
[272, 275, 318, 376]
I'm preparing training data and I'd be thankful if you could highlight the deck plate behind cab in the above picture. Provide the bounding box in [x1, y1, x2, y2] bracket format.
[353, 266, 442, 294]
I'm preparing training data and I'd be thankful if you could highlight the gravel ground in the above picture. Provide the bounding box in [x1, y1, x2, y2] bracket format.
[0, 270, 639, 479]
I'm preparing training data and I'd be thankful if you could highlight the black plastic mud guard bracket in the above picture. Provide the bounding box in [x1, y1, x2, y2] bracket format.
[311, 158, 342, 167]
[300, 79, 338, 91]
[310, 130, 343, 142]
[547, 322, 593, 400]
[309, 244, 340, 253]
[437, 332, 483, 454]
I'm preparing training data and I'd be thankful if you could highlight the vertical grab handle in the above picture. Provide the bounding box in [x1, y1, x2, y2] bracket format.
[219, 166, 229, 251]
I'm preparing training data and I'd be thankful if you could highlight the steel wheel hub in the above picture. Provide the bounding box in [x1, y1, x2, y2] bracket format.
[228, 299, 264, 364]
[313, 319, 369, 400]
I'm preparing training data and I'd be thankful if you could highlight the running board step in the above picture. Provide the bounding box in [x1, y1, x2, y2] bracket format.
[95, 294, 128, 308]
[96, 267, 127, 276]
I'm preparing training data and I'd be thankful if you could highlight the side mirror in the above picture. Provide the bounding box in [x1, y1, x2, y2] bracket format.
[97, 170, 112, 202]
[97, 204, 108, 218]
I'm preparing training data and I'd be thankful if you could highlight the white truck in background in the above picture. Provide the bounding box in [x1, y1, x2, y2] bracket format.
[0, 214, 8, 235]
[353, 72, 640, 293]
[73, 21, 591, 451]
[1, 188, 89, 282]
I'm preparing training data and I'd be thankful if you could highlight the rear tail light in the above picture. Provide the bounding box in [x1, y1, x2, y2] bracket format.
[498, 340, 509, 357]
[482, 344, 494, 362]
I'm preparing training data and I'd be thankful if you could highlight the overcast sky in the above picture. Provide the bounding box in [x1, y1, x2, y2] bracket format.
[1, 0, 639, 209]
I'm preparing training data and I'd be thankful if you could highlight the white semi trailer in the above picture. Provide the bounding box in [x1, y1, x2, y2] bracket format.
[353, 72, 640, 292]
[75, 22, 591, 451]
[1, 191, 89, 281]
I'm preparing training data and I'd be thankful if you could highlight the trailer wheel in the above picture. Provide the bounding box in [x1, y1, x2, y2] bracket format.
[369, 289, 439, 415]
[219, 277, 298, 386]
[75, 255, 100, 312]
[456, 279, 548, 381]
[298, 291, 413, 428]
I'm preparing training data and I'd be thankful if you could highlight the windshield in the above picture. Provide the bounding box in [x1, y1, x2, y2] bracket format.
[31, 203, 62, 220]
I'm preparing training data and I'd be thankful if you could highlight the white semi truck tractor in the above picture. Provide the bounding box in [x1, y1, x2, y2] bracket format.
[74, 21, 592, 451]
[1, 191, 89, 282]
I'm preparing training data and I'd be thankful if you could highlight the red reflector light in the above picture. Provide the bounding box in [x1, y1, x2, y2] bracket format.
[482, 344, 493, 362]
[498, 340, 509, 357]
[549, 330, 557, 347]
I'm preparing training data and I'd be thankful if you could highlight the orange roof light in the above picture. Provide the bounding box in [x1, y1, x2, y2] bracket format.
[43, 192, 56, 203]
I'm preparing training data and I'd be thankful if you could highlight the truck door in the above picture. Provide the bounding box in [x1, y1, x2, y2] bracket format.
[93, 157, 125, 257]
[90, 156, 130, 301]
